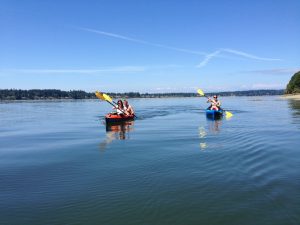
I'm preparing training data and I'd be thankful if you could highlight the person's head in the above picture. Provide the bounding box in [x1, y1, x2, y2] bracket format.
[213, 95, 218, 99]
[123, 100, 129, 107]
[117, 100, 123, 108]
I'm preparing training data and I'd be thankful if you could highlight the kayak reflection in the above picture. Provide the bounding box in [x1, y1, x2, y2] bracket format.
[199, 118, 223, 151]
[106, 121, 134, 139]
[207, 117, 222, 133]
[99, 121, 134, 150]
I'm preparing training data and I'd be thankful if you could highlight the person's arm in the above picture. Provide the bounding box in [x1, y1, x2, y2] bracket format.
[210, 99, 217, 105]
[130, 106, 135, 115]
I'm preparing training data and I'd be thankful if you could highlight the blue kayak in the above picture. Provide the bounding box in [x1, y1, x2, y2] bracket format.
[206, 109, 223, 119]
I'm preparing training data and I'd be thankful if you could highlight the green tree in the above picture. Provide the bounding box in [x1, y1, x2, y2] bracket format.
[285, 71, 300, 94]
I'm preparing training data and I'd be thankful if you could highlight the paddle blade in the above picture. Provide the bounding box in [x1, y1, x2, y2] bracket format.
[197, 89, 205, 96]
[103, 93, 113, 103]
[225, 111, 233, 118]
[95, 91, 105, 100]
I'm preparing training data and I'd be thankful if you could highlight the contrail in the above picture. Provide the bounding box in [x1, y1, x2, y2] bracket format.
[197, 48, 281, 68]
[197, 50, 221, 68]
[222, 48, 281, 61]
[79, 27, 281, 68]
[79, 27, 207, 56]
[80, 28, 150, 45]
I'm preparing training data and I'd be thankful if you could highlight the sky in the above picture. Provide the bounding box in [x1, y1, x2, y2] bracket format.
[0, 0, 299, 92]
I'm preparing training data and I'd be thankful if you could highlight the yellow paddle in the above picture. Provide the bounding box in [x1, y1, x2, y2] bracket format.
[197, 89, 205, 97]
[197, 89, 233, 119]
[95, 91, 116, 108]
[95, 91, 106, 101]
[96, 91, 119, 106]
[102, 93, 114, 103]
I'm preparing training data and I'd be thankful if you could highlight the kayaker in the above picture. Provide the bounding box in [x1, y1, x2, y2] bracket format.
[207, 95, 221, 110]
[123, 100, 135, 115]
[113, 100, 125, 115]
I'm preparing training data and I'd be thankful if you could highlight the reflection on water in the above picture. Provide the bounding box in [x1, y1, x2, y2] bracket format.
[199, 118, 223, 150]
[288, 99, 300, 116]
[207, 117, 223, 133]
[288, 99, 300, 128]
[2, 97, 300, 225]
[99, 121, 134, 150]
[198, 126, 207, 150]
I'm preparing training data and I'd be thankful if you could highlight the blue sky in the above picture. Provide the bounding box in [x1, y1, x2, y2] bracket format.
[1, 0, 299, 92]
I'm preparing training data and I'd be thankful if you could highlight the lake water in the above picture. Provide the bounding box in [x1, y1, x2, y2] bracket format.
[1, 96, 300, 225]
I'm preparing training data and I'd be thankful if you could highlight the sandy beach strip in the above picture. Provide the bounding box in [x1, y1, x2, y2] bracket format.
[280, 94, 300, 100]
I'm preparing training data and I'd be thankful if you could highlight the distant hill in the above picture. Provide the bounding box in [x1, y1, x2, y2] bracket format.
[285, 71, 300, 94]
[0, 89, 284, 100]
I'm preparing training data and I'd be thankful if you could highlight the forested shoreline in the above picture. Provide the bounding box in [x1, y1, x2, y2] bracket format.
[0, 89, 285, 100]
[285, 71, 300, 94]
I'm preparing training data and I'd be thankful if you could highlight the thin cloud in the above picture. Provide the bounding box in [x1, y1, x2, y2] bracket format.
[1, 66, 145, 74]
[238, 83, 284, 90]
[241, 68, 299, 75]
[251, 83, 284, 89]
[197, 48, 281, 68]
[151, 86, 199, 93]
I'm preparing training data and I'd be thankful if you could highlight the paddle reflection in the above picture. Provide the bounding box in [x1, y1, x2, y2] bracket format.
[99, 121, 134, 150]
[198, 126, 207, 150]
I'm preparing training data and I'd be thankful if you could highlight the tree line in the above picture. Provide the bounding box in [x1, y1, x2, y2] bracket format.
[0, 89, 285, 100]
[0, 89, 94, 100]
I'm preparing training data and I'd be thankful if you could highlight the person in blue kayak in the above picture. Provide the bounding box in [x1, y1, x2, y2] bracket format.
[207, 95, 221, 110]
[123, 100, 135, 116]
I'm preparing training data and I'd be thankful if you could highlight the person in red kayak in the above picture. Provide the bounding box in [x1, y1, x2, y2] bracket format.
[207, 95, 221, 110]
[113, 100, 125, 115]
[123, 100, 135, 116]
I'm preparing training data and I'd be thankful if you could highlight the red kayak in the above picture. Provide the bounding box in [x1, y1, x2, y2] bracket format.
[105, 113, 135, 123]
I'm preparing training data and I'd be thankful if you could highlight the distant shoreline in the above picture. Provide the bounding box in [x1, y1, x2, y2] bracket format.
[0, 89, 285, 101]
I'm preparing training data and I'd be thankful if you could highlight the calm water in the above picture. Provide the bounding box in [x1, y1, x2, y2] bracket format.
[1, 96, 300, 225]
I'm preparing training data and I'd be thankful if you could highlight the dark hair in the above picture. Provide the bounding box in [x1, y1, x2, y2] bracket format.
[117, 100, 124, 108]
